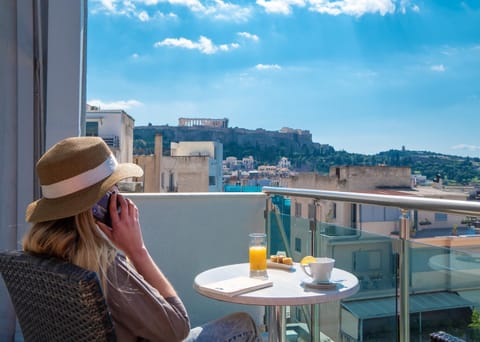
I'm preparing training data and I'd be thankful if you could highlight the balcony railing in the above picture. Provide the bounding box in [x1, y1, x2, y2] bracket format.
[3, 190, 480, 341]
[262, 186, 480, 341]
[101, 135, 120, 148]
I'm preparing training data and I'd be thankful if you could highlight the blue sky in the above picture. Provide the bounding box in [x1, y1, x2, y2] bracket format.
[87, 0, 480, 157]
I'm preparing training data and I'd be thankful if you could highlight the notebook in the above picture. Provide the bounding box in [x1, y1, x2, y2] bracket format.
[200, 276, 273, 297]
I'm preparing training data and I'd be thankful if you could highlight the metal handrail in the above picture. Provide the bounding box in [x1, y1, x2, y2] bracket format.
[262, 186, 480, 342]
[262, 186, 480, 216]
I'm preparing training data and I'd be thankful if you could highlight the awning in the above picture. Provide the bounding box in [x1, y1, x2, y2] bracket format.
[342, 292, 474, 320]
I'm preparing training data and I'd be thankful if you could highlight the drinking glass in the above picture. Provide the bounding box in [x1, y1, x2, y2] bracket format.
[249, 233, 267, 278]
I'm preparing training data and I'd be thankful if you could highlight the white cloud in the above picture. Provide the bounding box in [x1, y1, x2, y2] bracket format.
[90, 0, 145, 19]
[138, 0, 162, 4]
[138, 10, 150, 21]
[168, 0, 206, 12]
[308, 0, 396, 17]
[255, 64, 282, 70]
[154, 11, 178, 19]
[87, 99, 144, 110]
[430, 64, 446, 72]
[204, 0, 252, 22]
[162, 0, 252, 21]
[90, 0, 178, 21]
[256, 0, 306, 15]
[92, 0, 415, 21]
[100, 0, 116, 11]
[92, 0, 252, 22]
[237, 32, 260, 42]
[399, 0, 419, 14]
[256, 0, 398, 16]
[154, 36, 239, 54]
[131, 53, 140, 58]
[451, 144, 480, 152]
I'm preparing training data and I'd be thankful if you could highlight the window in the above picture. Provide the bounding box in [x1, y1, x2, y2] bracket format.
[209, 176, 216, 186]
[295, 237, 302, 253]
[308, 203, 315, 219]
[361, 205, 400, 222]
[294, 202, 302, 217]
[384, 207, 400, 221]
[86, 121, 98, 136]
[168, 173, 175, 192]
[434, 213, 448, 222]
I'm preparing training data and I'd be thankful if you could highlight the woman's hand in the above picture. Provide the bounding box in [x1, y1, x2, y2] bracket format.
[97, 192, 178, 298]
[97, 192, 145, 259]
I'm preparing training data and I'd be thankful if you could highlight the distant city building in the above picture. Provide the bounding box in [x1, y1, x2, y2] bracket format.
[134, 135, 223, 192]
[242, 156, 255, 170]
[178, 117, 228, 128]
[223, 155, 294, 188]
[288, 165, 466, 247]
[86, 105, 140, 191]
[258, 165, 277, 176]
[86, 105, 135, 165]
[277, 157, 291, 169]
[411, 173, 427, 186]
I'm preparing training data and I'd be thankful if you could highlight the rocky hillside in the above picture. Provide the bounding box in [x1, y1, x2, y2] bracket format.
[134, 125, 480, 185]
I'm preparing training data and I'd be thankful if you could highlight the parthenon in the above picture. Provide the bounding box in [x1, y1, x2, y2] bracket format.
[178, 117, 229, 128]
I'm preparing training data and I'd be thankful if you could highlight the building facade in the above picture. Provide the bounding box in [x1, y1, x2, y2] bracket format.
[135, 135, 223, 193]
[86, 105, 135, 164]
[287, 165, 466, 243]
[86, 105, 140, 191]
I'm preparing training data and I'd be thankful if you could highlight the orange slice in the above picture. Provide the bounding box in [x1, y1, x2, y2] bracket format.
[300, 255, 316, 266]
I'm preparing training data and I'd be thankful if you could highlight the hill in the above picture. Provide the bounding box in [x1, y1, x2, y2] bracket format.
[133, 125, 480, 186]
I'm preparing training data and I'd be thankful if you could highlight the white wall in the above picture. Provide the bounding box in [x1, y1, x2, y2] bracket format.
[126, 192, 267, 328]
[0, 1, 86, 338]
[45, 1, 86, 148]
[171, 141, 216, 157]
[86, 111, 135, 164]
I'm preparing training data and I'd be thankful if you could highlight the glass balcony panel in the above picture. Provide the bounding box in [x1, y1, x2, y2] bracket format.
[409, 240, 480, 340]
[265, 194, 480, 341]
[285, 216, 399, 341]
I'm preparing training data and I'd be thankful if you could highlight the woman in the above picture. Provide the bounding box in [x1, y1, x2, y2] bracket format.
[23, 136, 260, 341]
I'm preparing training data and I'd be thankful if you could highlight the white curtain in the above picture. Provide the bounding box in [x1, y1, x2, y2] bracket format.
[0, 0, 86, 339]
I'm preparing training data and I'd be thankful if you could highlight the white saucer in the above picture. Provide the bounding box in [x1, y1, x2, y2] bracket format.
[301, 279, 338, 290]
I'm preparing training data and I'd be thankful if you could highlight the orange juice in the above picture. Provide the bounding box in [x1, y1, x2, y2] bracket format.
[249, 246, 267, 271]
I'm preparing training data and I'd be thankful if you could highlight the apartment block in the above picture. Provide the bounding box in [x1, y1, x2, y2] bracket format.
[135, 135, 223, 192]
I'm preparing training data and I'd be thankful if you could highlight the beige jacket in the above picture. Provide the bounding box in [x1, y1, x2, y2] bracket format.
[106, 255, 191, 341]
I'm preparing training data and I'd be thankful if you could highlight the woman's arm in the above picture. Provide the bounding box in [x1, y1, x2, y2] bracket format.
[98, 192, 190, 341]
[107, 254, 190, 341]
[97, 192, 177, 298]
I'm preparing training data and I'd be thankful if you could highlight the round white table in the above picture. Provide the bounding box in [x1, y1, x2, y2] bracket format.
[194, 263, 359, 342]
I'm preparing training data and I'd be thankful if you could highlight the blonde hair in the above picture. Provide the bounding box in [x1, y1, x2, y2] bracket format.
[22, 210, 117, 292]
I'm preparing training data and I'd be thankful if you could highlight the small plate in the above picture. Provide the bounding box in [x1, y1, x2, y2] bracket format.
[302, 279, 338, 290]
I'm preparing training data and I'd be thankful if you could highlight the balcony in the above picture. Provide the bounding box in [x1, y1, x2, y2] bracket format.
[1, 3, 479, 341]
[2, 186, 480, 340]
[121, 189, 480, 341]
[101, 135, 120, 149]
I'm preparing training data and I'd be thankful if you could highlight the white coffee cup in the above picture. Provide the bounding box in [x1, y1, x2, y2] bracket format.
[301, 257, 335, 283]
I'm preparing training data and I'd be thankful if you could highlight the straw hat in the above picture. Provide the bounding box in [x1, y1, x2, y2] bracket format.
[26, 136, 144, 222]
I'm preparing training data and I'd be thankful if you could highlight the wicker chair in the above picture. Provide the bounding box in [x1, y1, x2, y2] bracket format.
[0, 250, 116, 341]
